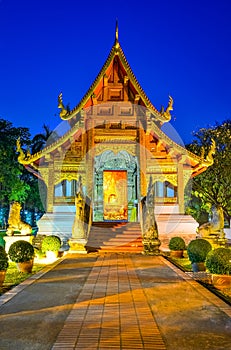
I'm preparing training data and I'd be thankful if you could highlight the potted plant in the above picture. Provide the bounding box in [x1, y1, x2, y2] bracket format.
[187, 239, 212, 272]
[8, 240, 34, 273]
[168, 237, 186, 258]
[41, 235, 61, 260]
[205, 248, 231, 289]
[0, 246, 9, 287]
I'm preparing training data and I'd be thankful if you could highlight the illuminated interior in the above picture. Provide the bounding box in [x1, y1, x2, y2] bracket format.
[103, 170, 128, 221]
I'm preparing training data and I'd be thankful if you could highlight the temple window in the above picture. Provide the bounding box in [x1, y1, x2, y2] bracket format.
[154, 181, 176, 198]
[54, 180, 77, 197]
[166, 182, 175, 198]
[54, 182, 63, 196]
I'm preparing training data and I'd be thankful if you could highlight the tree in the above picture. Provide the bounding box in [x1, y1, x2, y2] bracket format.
[0, 119, 31, 204]
[186, 120, 231, 224]
[0, 119, 46, 227]
[31, 124, 59, 153]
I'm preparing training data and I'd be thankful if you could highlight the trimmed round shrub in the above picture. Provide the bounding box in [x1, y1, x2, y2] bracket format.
[0, 246, 9, 271]
[205, 248, 231, 275]
[41, 235, 61, 252]
[8, 240, 34, 263]
[0, 234, 6, 248]
[169, 237, 186, 251]
[187, 239, 212, 263]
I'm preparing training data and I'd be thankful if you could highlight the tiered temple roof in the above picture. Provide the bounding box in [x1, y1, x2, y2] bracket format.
[17, 23, 215, 178]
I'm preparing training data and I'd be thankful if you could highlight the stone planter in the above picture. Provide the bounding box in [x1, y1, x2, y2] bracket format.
[16, 259, 34, 273]
[191, 262, 206, 272]
[212, 274, 231, 289]
[46, 251, 58, 260]
[170, 250, 184, 258]
[0, 271, 6, 287]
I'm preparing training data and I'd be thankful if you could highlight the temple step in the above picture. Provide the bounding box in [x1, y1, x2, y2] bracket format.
[86, 222, 143, 253]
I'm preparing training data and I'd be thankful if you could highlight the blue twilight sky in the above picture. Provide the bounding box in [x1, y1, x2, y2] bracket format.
[0, 0, 231, 145]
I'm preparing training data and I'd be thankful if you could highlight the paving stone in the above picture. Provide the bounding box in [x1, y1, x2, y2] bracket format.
[0, 253, 231, 349]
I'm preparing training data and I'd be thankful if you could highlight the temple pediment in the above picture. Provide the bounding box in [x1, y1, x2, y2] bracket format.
[57, 27, 173, 126]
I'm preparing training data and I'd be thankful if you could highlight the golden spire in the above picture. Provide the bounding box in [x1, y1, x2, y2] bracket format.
[115, 19, 119, 48]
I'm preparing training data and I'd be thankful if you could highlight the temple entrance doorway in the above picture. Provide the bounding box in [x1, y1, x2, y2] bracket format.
[103, 170, 128, 221]
[93, 150, 139, 222]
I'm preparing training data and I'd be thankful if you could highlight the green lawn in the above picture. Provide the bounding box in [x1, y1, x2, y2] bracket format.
[0, 261, 45, 295]
[167, 255, 192, 272]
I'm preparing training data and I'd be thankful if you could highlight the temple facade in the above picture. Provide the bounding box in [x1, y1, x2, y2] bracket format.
[18, 27, 214, 251]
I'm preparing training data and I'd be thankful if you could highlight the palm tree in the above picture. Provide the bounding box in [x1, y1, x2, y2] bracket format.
[31, 124, 59, 154]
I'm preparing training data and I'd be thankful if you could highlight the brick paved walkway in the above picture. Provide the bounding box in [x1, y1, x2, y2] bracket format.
[1, 253, 231, 349]
[52, 254, 166, 350]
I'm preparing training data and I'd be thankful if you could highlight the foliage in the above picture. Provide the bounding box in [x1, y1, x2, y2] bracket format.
[0, 246, 9, 271]
[0, 232, 6, 248]
[187, 239, 212, 263]
[0, 119, 31, 204]
[169, 237, 186, 251]
[8, 240, 34, 263]
[31, 124, 59, 154]
[41, 235, 61, 252]
[168, 256, 192, 272]
[205, 248, 231, 275]
[19, 124, 58, 212]
[186, 120, 231, 224]
[34, 247, 46, 259]
[0, 118, 58, 222]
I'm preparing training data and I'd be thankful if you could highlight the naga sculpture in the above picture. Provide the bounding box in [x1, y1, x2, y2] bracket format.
[6, 202, 32, 236]
[72, 176, 86, 239]
[197, 205, 224, 238]
[142, 176, 161, 255]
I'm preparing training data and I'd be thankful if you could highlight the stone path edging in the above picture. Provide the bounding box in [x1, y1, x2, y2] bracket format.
[163, 257, 231, 318]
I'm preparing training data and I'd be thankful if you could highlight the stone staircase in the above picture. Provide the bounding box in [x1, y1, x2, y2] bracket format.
[86, 222, 143, 253]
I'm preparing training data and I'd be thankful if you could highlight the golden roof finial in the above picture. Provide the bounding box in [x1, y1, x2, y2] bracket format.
[58, 92, 68, 118]
[16, 137, 31, 164]
[115, 19, 119, 48]
[200, 138, 216, 166]
[160, 96, 173, 122]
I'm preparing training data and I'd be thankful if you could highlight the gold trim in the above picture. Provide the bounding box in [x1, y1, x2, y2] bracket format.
[17, 120, 83, 165]
[59, 39, 169, 123]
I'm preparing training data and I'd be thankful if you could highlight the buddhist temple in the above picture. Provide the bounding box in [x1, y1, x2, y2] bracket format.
[17, 24, 214, 252]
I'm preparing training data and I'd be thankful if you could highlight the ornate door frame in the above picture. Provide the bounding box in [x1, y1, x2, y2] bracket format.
[93, 150, 139, 222]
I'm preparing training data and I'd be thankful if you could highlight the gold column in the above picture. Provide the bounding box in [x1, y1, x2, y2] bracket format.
[46, 157, 54, 213]
[138, 121, 147, 197]
[177, 157, 185, 214]
[86, 117, 95, 198]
